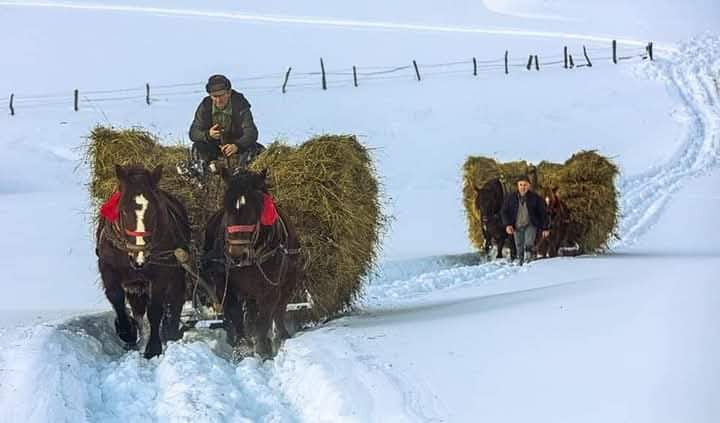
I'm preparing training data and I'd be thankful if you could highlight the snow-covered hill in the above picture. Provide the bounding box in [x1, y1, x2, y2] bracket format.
[1, 1, 718, 421]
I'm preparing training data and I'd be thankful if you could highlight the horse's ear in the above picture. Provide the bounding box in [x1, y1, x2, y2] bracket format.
[115, 164, 127, 182]
[150, 165, 163, 186]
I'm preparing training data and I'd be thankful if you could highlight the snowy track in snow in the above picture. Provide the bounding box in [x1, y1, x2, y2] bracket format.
[0, 313, 301, 422]
[615, 37, 720, 245]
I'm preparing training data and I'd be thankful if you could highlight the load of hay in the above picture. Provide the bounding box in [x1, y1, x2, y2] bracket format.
[251, 135, 386, 320]
[84, 126, 223, 240]
[462, 151, 618, 254]
[84, 126, 385, 320]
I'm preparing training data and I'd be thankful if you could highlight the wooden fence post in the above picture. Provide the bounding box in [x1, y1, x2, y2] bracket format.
[534, 55, 540, 71]
[353, 66, 358, 87]
[473, 57, 477, 76]
[569, 54, 575, 68]
[647, 42, 654, 61]
[612, 40, 617, 64]
[564, 46, 568, 69]
[145, 83, 150, 105]
[583, 46, 593, 67]
[526, 54, 533, 70]
[282, 67, 292, 93]
[9, 94, 14, 116]
[320, 58, 327, 90]
[74, 89, 79, 111]
[505, 50, 509, 74]
[413, 60, 421, 81]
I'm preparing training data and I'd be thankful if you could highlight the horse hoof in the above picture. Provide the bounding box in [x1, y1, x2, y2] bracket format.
[115, 318, 138, 347]
[254, 338, 272, 358]
[144, 342, 163, 359]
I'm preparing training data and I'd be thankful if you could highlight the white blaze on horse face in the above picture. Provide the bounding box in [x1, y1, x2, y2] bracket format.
[236, 195, 246, 210]
[134, 194, 149, 265]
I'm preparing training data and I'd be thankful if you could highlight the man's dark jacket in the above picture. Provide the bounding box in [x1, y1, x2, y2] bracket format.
[189, 90, 258, 151]
[501, 190, 548, 230]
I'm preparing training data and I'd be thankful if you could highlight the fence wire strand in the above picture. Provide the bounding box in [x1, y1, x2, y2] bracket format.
[5, 44, 653, 114]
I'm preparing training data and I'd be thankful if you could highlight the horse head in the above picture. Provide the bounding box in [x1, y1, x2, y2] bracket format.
[219, 167, 270, 265]
[114, 164, 164, 268]
[474, 178, 504, 224]
[543, 187, 567, 228]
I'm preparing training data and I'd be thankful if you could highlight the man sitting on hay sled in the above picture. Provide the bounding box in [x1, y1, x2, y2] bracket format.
[180, 74, 265, 179]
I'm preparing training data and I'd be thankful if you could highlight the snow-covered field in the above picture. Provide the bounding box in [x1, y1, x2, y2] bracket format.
[0, 0, 719, 421]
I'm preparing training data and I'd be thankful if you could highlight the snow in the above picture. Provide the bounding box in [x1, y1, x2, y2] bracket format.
[1, 0, 719, 422]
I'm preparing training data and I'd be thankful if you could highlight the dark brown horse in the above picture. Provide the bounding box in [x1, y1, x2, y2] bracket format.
[96, 165, 190, 358]
[474, 178, 517, 260]
[201, 169, 301, 357]
[535, 187, 570, 258]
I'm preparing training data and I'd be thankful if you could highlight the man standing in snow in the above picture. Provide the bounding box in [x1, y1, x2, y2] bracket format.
[189, 74, 263, 168]
[501, 175, 550, 265]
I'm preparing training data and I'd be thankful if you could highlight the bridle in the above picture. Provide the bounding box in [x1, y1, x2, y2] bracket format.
[100, 192, 181, 269]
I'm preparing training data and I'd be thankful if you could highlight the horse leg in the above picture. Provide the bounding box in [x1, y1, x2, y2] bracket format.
[244, 298, 258, 348]
[491, 236, 501, 260]
[162, 271, 185, 342]
[501, 232, 517, 260]
[223, 292, 246, 347]
[536, 237, 547, 258]
[481, 226, 492, 258]
[100, 263, 138, 346]
[509, 233, 518, 261]
[273, 289, 291, 342]
[253, 299, 274, 358]
[144, 282, 165, 359]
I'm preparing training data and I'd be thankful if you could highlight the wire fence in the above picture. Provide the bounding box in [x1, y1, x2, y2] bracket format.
[5, 41, 654, 115]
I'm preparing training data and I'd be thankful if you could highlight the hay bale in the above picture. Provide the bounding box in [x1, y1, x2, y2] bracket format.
[84, 127, 385, 320]
[462, 151, 618, 253]
[251, 135, 386, 320]
[83, 126, 223, 240]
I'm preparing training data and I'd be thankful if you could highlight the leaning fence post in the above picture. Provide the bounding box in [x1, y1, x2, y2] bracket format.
[413, 60, 421, 81]
[473, 57, 477, 76]
[569, 54, 575, 68]
[505, 50, 509, 74]
[534, 55, 540, 71]
[353, 66, 358, 87]
[647, 42, 654, 61]
[145, 83, 151, 105]
[74, 89, 79, 111]
[9, 94, 14, 116]
[282, 67, 292, 93]
[320, 58, 327, 90]
[583, 46, 593, 67]
[526, 54, 533, 70]
[612, 40, 617, 64]
[564, 46, 568, 69]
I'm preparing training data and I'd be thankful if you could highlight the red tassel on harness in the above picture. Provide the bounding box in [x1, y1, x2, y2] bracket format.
[261, 193, 278, 226]
[100, 191, 121, 222]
